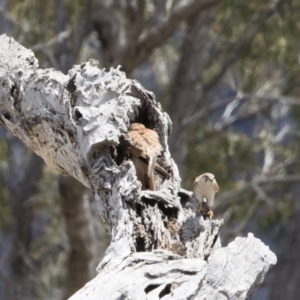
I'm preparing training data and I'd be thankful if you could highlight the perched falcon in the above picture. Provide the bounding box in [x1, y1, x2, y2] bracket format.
[192, 173, 219, 219]
[128, 123, 169, 190]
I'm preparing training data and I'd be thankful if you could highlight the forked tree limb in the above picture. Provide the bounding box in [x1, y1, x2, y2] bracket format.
[0, 35, 276, 300]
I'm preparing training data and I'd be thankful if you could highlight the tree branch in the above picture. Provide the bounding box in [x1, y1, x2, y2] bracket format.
[0, 35, 276, 300]
[123, 0, 222, 72]
[124, 0, 146, 46]
[69, 234, 276, 300]
[182, 93, 242, 125]
[191, 99, 274, 144]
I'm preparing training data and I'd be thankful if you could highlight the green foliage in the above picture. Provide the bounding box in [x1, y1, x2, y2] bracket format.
[207, 0, 300, 93]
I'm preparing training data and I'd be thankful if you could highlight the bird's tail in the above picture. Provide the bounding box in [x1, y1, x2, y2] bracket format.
[148, 156, 157, 190]
[154, 163, 170, 178]
[148, 156, 157, 177]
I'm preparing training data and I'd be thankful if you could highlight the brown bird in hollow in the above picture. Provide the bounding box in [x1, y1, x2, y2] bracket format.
[128, 123, 169, 190]
[192, 173, 219, 219]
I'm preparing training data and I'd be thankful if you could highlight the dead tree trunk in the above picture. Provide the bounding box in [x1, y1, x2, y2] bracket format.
[0, 35, 276, 300]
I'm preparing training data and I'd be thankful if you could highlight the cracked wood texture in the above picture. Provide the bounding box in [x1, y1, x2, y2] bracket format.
[0, 35, 276, 300]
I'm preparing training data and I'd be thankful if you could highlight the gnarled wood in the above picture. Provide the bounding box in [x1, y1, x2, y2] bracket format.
[70, 233, 276, 300]
[0, 34, 276, 299]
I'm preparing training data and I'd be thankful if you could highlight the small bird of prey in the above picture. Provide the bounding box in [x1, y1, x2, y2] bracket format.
[128, 123, 170, 190]
[192, 173, 219, 220]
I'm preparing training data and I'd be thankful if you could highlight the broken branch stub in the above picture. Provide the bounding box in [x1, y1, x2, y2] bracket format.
[0, 35, 276, 300]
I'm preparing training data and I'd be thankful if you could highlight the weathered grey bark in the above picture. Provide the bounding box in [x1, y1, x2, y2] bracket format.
[0, 35, 276, 299]
[0, 3, 97, 297]
[48, 7, 100, 295]
[70, 233, 275, 300]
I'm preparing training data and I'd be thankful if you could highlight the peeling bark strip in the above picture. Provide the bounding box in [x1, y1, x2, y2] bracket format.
[0, 35, 276, 299]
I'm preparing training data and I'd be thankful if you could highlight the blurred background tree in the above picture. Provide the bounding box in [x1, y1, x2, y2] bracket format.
[0, 0, 299, 299]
